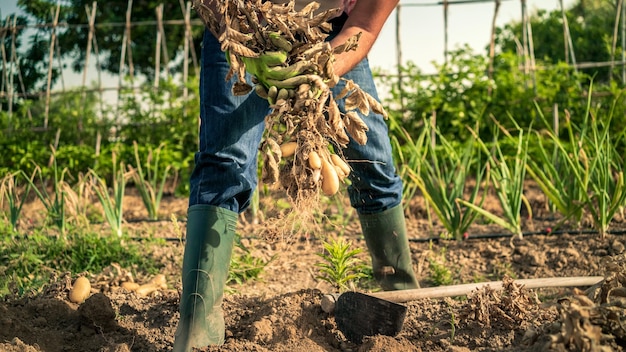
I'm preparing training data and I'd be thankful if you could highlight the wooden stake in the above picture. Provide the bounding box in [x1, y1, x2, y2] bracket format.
[1, 17, 11, 116]
[487, 0, 501, 97]
[443, 0, 448, 64]
[430, 110, 436, 150]
[553, 103, 559, 138]
[558, 0, 577, 72]
[7, 15, 32, 120]
[125, 0, 135, 81]
[611, 0, 626, 84]
[155, 5, 162, 88]
[156, 4, 170, 79]
[117, 0, 133, 114]
[526, 10, 537, 94]
[610, 0, 623, 82]
[520, 0, 529, 84]
[44, 3, 61, 129]
[182, 1, 191, 104]
[179, 0, 199, 77]
[82, 2, 97, 88]
[395, 3, 404, 112]
[85, 2, 105, 118]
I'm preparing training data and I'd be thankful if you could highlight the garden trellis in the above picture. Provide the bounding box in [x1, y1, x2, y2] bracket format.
[0, 0, 202, 128]
[0, 0, 625, 131]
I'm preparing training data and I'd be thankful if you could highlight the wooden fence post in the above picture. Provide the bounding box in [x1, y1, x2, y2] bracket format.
[182, 1, 191, 105]
[443, 0, 448, 64]
[487, 0, 501, 97]
[155, 4, 162, 88]
[156, 4, 170, 79]
[117, 0, 133, 117]
[395, 3, 404, 112]
[609, 0, 623, 82]
[44, 3, 61, 129]
[84, 2, 105, 120]
[1, 17, 11, 116]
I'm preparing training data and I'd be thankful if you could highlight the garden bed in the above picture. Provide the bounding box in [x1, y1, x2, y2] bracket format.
[1, 190, 625, 352]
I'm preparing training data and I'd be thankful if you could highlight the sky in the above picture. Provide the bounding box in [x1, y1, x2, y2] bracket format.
[1, 0, 577, 88]
[369, 0, 577, 73]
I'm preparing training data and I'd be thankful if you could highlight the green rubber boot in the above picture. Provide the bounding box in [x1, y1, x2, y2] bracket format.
[359, 204, 420, 291]
[173, 205, 237, 351]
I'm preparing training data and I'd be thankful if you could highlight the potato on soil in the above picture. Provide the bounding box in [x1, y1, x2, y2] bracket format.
[69, 276, 91, 303]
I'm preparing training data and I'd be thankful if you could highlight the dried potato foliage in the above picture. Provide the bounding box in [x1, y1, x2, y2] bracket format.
[550, 254, 626, 351]
[458, 276, 541, 329]
[192, 0, 387, 204]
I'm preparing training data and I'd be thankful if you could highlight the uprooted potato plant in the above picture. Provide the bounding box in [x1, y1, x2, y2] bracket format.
[192, 0, 387, 204]
[549, 255, 626, 351]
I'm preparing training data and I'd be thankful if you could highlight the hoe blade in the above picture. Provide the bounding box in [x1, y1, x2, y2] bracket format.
[334, 291, 407, 343]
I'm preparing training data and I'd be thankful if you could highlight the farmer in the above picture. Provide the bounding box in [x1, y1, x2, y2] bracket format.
[173, 0, 418, 349]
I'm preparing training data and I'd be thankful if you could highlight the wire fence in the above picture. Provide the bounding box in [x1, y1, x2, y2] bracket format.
[1, 0, 625, 128]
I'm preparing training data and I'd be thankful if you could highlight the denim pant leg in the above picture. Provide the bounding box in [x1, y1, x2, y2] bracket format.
[189, 29, 269, 213]
[332, 59, 404, 214]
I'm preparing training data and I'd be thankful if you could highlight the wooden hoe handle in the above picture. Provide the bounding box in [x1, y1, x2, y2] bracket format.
[321, 276, 604, 313]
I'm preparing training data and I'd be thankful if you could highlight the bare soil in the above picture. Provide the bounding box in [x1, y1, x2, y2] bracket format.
[1, 186, 626, 352]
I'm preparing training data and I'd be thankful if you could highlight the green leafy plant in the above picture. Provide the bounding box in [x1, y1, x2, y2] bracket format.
[406, 119, 487, 240]
[128, 141, 172, 220]
[0, 232, 160, 297]
[0, 171, 34, 233]
[315, 238, 369, 291]
[90, 151, 129, 237]
[228, 240, 274, 286]
[428, 246, 453, 286]
[460, 120, 531, 239]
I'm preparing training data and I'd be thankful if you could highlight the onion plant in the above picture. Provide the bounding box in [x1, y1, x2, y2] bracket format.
[90, 152, 129, 237]
[392, 125, 428, 208]
[62, 172, 93, 228]
[128, 142, 172, 220]
[526, 107, 587, 227]
[576, 89, 626, 237]
[0, 171, 34, 233]
[460, 119, 531, 239]
[528, 87, 626, 237]
[406, 120, 487, 240]
[27, 151, 70, 236]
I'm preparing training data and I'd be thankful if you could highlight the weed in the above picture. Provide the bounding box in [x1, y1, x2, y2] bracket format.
[315, 238, 369, 291]
[428, 259, 453, 287]
[170, 213, 184, 243]
[228, 238, 274, 286]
